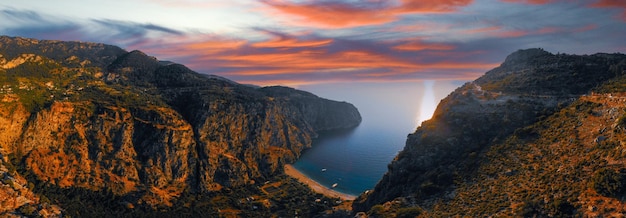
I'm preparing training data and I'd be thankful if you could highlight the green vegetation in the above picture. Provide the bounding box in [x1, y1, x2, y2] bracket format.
[414, 95, 626, 217]
[368, 204, 385, 217]
[396, 207, 423, 218]
[17, 204, 37, 217]
[591, 168, 626, 198]
[367, 204, 423, 218]
[478, 52, 626, 95]
[617, 113, 626, 130]
[0, 37, 365, 218]
[20, 173, 341, 217]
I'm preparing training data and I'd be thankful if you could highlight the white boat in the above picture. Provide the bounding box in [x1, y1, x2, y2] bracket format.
[321, 168, 327, 172]
[331, 183, 338, 188]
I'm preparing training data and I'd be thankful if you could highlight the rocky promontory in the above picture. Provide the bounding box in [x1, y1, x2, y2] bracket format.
[354, 48, 626, 217]
[0, 36, 361, 216]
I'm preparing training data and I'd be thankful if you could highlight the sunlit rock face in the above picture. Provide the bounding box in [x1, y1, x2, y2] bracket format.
[354, 48, 626, 216]
[0, 36, 361, 210]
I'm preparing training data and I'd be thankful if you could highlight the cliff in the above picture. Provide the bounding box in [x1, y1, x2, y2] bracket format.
[353, 48, 626, 217]
[0, 36, 361, 215]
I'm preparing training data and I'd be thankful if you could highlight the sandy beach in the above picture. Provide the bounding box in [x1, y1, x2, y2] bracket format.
[284, 164, 357, 200]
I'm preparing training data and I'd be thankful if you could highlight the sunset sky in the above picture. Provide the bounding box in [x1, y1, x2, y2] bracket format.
[2, 0, 626, 125]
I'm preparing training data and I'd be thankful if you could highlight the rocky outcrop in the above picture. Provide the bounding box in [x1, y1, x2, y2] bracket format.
[259, 86, 362, 131]
[0, 36, 361, 210]
[354, 49, 626, 213]
[0, 149, 63, 217]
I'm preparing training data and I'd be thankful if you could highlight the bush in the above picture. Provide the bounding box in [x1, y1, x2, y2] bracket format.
[396, 206, 423, 218]
[616, 114, 626, 130]
[18, 204, 37, 216]
[591, 168, 626, 197]
[517, 200, 544, 217]
[368, 204, 385, 217]
[551, 199, 576, 217]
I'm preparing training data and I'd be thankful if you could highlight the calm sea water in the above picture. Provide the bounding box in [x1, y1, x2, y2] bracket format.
[293, 81, 464, 196]
[292, 120, 412, 196]
[292, 81, 463, 196]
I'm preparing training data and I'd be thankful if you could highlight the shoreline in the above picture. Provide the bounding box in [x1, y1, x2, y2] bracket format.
[284, 164, 357, 201]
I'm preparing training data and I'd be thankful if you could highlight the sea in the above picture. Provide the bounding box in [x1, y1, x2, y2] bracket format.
[295, 81, 463, 196]
[292, 120, 411, 196]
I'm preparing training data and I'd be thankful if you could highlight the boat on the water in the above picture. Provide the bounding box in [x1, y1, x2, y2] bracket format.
[321, 168, 327, 172]
[331, 183, 338, 188]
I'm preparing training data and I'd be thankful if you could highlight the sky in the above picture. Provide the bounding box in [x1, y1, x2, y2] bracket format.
[2, 0, 626, 125]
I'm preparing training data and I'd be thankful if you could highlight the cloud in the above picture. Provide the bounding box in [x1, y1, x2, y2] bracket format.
[591, 0, 626, 21]
[143, 32, 498, 86]
[502, 0, 626, 22]
[0, 9, 47, 24]
[0, 9, 185, 49]
[257, 0, 396, 28]
[259, 0, 473, 28]
[392, 40, 455, 51]
[1, 2, 624, 87]
[500, 0, 553, 4]
[460, 22, 598, 40]
[251, 30, 333, 48]
[139, 0, 230, 8]
[0, 9, 86, 41]
[397, 0, 475, 13]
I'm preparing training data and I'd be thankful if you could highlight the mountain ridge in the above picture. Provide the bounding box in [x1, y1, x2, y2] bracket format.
[353, 48, 626, 217]
[0, 35, 361, 216]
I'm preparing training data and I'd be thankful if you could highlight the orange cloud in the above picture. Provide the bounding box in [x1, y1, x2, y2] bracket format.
[252, 32, 333, 48]
[462, 23, 596, 38]
[462, 25, 528, 38]
[259, 1, 396, 28]
[397, 0, 474, 13]
[591, 0, 626, 21]
[393, 40, 455, 51]
[214, 50, 421, 73]
[497, 30, 529, 38]
[184, 40, 246, 52]
[468, 27, 530, 38]
[591, 0, 626, 8]
[500, 0, 553, 4]
[259, 0, 473, 28]
[464, 26, 502, 34]
[135, 31, 498, 86]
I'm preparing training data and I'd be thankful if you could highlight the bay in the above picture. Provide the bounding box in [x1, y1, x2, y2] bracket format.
[294, 81, 463, 196]
[292, 120, 410, 196]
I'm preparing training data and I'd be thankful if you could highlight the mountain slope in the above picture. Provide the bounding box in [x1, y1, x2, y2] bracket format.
[0, 36, 361, 216]
[353, 48, 626, 217]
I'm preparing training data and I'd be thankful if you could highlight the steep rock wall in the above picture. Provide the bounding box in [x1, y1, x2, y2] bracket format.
[0, 36, 362, 209]
[354, 49, 626, 212]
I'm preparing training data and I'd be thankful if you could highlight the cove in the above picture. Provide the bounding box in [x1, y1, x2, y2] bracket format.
[294, 81, 464, 196]
[292, 123, 409, 196]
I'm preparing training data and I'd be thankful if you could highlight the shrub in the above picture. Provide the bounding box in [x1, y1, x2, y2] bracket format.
[18, 204, 37, 216]
[591, 168, 625, 197]
[616, 114, 626, 130]
[551, 199, 576, 217]
[396, 206, 423, 218]
[368, 204, 385, 217]
[517, 200, 544, 217]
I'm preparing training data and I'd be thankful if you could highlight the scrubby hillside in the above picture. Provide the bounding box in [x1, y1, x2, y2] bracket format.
[353, 48, 626, 217]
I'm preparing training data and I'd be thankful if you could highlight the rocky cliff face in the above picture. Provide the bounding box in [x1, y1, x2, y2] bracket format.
[0, 154, 63, 217]
[353, 48, 626, 216]
[0, 36, 361, 212]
